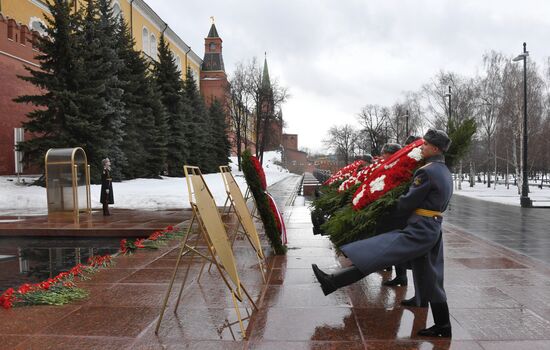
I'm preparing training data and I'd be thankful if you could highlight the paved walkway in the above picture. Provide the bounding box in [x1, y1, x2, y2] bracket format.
[0, 209, 192, 237]
[1, 177, 550, 349]
[447, 194, 550, 264]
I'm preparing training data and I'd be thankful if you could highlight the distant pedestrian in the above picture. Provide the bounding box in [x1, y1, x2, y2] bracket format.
[100, 158, 114, 216]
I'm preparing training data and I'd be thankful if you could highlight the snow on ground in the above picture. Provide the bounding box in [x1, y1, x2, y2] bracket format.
[0, 151, 292, 212]
[454, 180, 550, 207]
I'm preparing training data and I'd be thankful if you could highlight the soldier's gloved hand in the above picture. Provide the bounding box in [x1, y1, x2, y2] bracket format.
[106, 189, 109, 194]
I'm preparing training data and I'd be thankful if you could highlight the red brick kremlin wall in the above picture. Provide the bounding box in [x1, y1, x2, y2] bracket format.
[0, 15, 41, 175]
[200, 70, 227, 107]
[282, 133, 298, 151]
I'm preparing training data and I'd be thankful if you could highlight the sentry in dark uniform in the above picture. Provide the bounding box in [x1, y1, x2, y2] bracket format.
[100, 158, 114, 216]
[312, 129, 453, 338]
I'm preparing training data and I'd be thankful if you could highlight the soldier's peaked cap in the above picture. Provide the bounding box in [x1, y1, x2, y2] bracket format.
[423, 129, 451, 152]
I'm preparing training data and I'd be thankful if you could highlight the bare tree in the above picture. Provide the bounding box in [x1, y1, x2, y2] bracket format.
[356, 104, 389, 155]
[323, 124, 358, 165]
[477, 51, 505, 187]
[226, 61, 254, 170]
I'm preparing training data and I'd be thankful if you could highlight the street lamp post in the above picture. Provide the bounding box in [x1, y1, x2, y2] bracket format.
[445, 86, 452, 131]
[405, 109, 410, 138]
[513, 42, 532, 208]
[396, 110, 410, 144]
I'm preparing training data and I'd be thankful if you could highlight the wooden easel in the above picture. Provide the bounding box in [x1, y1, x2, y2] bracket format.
[155, 166, 258, 339]
[219, 166, 267, 282]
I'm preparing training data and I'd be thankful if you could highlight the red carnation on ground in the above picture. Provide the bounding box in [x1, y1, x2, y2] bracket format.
[134, 238, 145, 248]
[0, 288, 15, 309]
[120, 239, 128, 254]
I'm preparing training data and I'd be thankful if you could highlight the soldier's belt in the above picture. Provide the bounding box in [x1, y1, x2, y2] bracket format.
[414, 208, 442, 217]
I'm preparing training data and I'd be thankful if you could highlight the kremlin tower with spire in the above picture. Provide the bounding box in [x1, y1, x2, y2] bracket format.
[200, 18, 228, 107]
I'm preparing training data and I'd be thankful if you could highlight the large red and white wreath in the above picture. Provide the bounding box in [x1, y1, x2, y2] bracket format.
[351, 139, 424, 210]
[324, 160, 366, 186]
[338, 158, 384, 192]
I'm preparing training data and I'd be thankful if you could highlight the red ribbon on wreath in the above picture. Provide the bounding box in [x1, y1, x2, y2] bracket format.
[267, 192, 287, 244]
[250, 155, 267, 190]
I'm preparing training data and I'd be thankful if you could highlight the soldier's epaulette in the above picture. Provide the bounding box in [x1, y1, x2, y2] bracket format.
[419, 162, 433, 170]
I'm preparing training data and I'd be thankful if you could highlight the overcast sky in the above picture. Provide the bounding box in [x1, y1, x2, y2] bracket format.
[147, 0, 550, 153]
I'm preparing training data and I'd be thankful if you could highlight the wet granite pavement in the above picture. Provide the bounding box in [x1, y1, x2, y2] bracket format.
[1, 176, 550, 349]
[447, 194, 550, 264]
[0, 209, 192, 237]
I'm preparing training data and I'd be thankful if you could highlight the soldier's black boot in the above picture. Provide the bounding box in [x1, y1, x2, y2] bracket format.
[103, 203, 110, 216]
[383, 265, 408, 286]
[312, 264, 365, 296]
[400, 296, 428, 307]
[418, 302, 452, 338]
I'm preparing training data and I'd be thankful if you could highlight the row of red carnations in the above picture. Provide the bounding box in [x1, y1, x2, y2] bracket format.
[119, 225, 180, 254]
[1, 225, 182, 309]
[0, 255, 112, 309]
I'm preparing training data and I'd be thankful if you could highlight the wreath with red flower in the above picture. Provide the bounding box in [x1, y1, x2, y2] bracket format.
[337, 158, 383, 193]
[311, 139, 425, 247]
[323, 160, 366, 187]
[241, 149, 287, 255]
[352, 140, 424, 210]
[267, 193, 287, 244]
[250, 155, 267, 190]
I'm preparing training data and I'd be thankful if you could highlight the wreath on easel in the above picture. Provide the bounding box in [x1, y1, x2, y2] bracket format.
[241, 149, 287, 255]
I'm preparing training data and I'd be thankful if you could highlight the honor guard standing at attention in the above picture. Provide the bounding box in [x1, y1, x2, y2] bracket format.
[312, 129, 454, 338]
[100, 158, 114, 216]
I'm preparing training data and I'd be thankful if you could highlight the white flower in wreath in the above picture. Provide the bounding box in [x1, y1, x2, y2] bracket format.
[352, 185, 367, 206]
[384, 159, 399, 170]
[338, 177, 355, 192]
[339, 180, 349, 192]
[407, 147, 422, 161]
[369, 175, 386, 193]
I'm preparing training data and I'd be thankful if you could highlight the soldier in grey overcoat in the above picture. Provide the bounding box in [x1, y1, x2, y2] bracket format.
[312, 129, 453, 338]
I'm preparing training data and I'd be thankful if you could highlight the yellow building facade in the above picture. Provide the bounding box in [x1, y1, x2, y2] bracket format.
[0, 0, 202, 82]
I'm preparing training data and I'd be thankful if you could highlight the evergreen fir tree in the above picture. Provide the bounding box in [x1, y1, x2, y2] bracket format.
[208, 100, 231, 167]
[76, 0, 127, 180]
[14, 0, 82, 170]
[153, 35, 191, 176]
[446, 118, 477, 169]
[115, 17, 166, 178]
[183, 66, 214, 172]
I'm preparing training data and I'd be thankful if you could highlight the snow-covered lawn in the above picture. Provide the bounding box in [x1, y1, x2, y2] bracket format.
[454, 180, 550, 207]
[0, 151, 291, 212]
